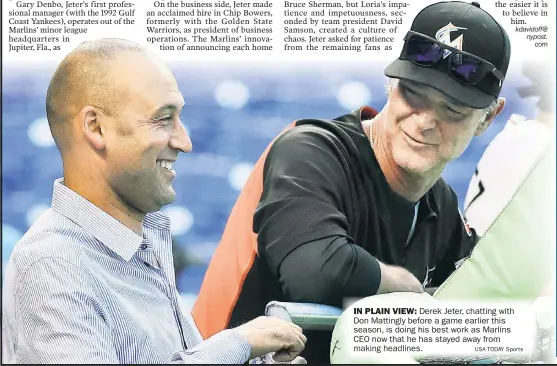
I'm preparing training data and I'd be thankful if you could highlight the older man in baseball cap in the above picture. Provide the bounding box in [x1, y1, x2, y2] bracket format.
[193, 1, 511, 363]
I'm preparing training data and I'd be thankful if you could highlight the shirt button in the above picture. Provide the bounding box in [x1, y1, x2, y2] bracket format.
[140, 243, 148, 250]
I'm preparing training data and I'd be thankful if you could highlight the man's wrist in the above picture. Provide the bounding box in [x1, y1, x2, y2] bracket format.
[174, 329, 252, 364]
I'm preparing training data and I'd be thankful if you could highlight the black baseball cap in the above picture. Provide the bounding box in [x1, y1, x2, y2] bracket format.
[385, 1, 511, 109]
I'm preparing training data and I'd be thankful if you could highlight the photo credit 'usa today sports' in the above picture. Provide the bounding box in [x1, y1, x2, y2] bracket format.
[331, 293, 548, 364]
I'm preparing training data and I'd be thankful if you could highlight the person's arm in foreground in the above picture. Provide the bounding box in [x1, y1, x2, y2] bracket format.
[7, 257, 305, 364]
[254, 127, 422, 308]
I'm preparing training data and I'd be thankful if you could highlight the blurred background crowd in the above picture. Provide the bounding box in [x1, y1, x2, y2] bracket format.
[2, 60, 540, 310]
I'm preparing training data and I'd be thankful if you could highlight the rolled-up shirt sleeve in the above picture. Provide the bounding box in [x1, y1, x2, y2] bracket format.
[7, 257, 252, 364]
[170, 330, 251, 364]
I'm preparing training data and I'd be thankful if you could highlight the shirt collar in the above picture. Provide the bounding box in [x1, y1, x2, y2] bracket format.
[422, 190, 438, 218]
[51, 178, 171, 261]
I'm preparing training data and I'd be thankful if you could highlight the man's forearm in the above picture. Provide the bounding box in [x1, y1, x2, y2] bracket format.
[376, 261, 424, 294]
[277, 236, 423, 306]
[277, 236, 382, 305]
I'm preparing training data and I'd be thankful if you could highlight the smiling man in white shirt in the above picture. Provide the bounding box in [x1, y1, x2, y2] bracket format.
[1, 38, 306, 364]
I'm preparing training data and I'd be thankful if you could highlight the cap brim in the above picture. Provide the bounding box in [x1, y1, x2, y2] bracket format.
[384, 59, 496, 109]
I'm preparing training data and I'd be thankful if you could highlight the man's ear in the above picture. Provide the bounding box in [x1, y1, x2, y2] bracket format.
[475, 97, 505, 136]
[81, 106, 106, 150]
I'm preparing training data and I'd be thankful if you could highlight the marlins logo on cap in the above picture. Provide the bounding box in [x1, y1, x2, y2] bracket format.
[435, 22, 467, 59]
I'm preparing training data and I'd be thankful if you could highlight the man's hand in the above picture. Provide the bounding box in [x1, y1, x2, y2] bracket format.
[234, 316, 307, 362]
[377, 262, 424, 294]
